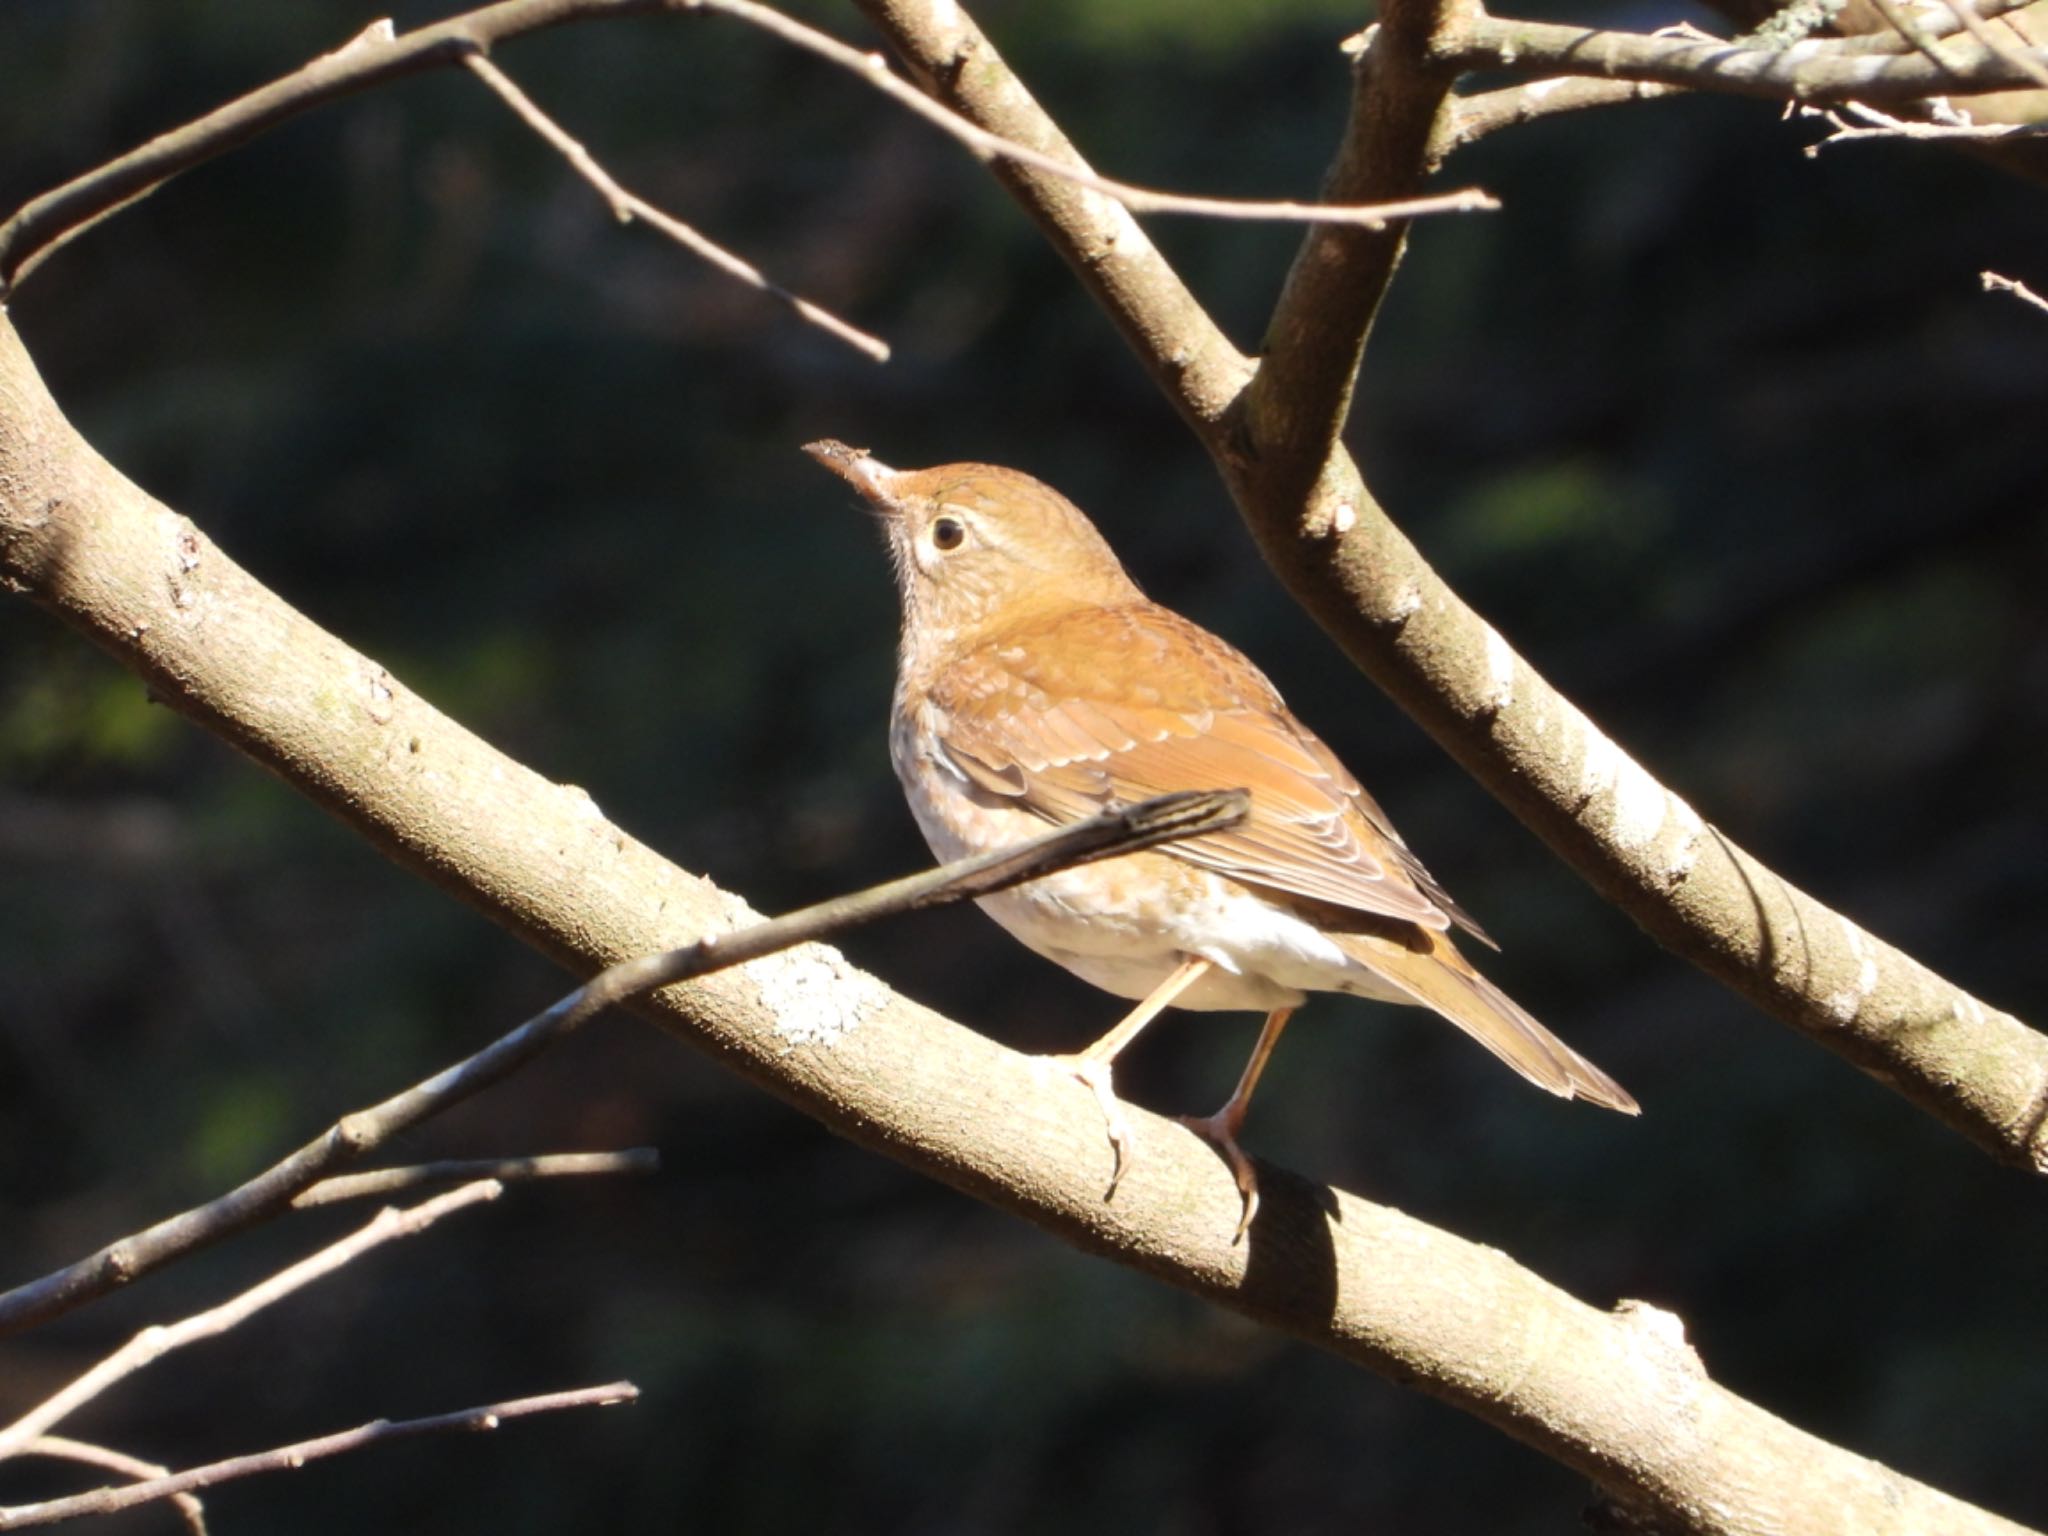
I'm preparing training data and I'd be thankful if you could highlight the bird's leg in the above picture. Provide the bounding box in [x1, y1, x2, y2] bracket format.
[1049, 955, 1213, 1200]
[1178, 1006, 1295, 1243]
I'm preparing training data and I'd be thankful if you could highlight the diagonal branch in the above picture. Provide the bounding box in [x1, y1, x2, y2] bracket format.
[0, 2, 668, 295]
[0, 309, 2035, 1536]
[849, 0, 2048, 1178]
[0, 1384, 637, 1530]
[16, 1439, 206, 1536]
[0, 786, 1239, 1336]
[462, 52, 889, 360]
[688, 0, 1497, 230]
[0, 1184, 502, 1459]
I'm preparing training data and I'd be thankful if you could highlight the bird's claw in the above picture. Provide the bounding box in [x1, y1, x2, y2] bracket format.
[1175, 1109, 1261, 1243]
[1045, 1051, 1134, 1200]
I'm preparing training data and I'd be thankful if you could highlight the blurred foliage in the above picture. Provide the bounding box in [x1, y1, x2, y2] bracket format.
[3, 0, 2046, 1532]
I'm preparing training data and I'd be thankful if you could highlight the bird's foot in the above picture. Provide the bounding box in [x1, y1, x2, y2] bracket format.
[1041, 1051, 1134, 1200]
[1174, 1106, 1260, 1243]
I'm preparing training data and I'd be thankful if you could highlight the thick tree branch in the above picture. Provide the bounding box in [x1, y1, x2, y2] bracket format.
[1, 316, 2035, 1536]
[1241, 1, 1458, 485]
[851, 0, 2048, 1180]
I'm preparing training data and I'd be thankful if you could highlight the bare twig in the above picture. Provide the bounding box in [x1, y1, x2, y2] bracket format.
[1436, 9, 2048, 103]
[1447, 77, 1682, 148]
[0, 0, 1496, 306]
[0, 789, 1241, 1336]
[0, 1184, 501, 1459]
[290, 1149, 662, 1207]
[536, 785, 1248, 1028]
[686, 0, 1498, 229]
[0, 1384, 637, 1530]
[18, 1439, 206, 1535]
[463, 52, 889, 360]
[1865, 0, 1956, 69]
[0, 2, 671, 294]
[1984, 268, 2048, 308]
[1942, 0, 2048, 85]
[1799, 97, 2046, 146]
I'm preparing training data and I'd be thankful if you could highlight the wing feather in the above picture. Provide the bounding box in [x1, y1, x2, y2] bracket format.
[925, 603, 1490, 939]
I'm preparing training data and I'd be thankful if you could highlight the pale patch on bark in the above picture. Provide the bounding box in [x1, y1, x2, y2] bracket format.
[1823, 919, 1880, 1024]
[753, 944, 887, 1048]
[1481, 623, 1515, 714]
[1577, 721, 1669, 850]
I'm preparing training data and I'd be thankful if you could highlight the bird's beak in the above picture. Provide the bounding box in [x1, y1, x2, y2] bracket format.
[802, 439, 901, 514]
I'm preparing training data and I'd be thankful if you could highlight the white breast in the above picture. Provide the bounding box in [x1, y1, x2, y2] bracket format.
[888, 696, 1393, 1014]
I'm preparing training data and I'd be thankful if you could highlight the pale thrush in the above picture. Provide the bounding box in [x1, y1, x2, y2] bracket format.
[805, 440, 1637, 1238]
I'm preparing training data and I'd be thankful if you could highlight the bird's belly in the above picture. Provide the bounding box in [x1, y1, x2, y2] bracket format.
[893, 739, 1368, 1013]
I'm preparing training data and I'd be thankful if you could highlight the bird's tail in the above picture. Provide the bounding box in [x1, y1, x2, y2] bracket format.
[1333, 929, 1639, 1114]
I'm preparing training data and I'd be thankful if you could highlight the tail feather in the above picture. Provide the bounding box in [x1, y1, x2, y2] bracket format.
[1335, 931, 1639, 1115]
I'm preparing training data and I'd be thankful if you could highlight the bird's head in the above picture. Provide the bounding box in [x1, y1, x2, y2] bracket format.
[804, 440, 1143, 658]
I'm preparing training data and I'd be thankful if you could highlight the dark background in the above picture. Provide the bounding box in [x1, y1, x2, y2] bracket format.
[3, 0, 2045, 1530]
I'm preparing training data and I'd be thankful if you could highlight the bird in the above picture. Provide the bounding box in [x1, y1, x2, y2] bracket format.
[804, 439, 1637, 1239]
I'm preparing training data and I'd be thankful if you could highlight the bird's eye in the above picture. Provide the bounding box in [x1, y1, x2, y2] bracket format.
[930, 515, 967, 551]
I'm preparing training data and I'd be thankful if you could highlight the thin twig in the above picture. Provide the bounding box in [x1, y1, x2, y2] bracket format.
[1438, 11, 2048, 103]
[290, 1149, 661, 1207]
[0, 789, 1243, 1337]
[0, 3, 671, 293]
[0, 1384, 637, 1530]
[687, 0, 1498, 228]
[1865, 0, 1956, 70]
[519, 786, 1246, 1027]
[1941, 0, 2048, 85]
[1984, 268, 2048, 310]
[0, 0, 1495, 305]
[1446, 77, 1681, 148]
[19, 1439, 206, 1535]
[0, 1184, 502, 1460]
[463, 52, 889, 360]
[1799, 97, 2045, 146]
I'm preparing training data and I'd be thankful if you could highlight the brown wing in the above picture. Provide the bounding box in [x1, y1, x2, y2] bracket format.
[924, 602, 1491, 942]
